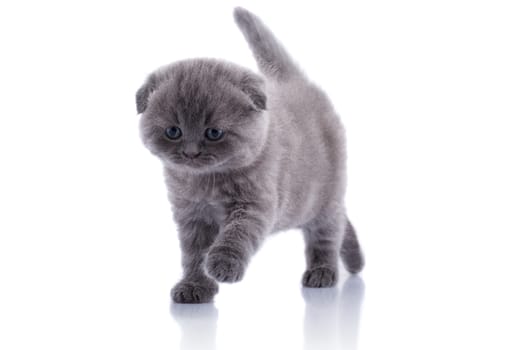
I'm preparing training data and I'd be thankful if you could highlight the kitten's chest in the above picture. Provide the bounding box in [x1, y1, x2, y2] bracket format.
[170, 175, 227, 205]
[171, 173, 229, 221]
[169, 170, 265, 226]
[174, 174, 223, 201]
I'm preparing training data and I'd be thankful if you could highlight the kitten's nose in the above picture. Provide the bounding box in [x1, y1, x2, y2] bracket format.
[182, 151, 202, 159]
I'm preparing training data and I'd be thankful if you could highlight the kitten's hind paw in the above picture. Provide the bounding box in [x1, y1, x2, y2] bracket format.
[206, 246, 246, 283]
[302, 266, 338, 288]
[171, 278, 218, 304]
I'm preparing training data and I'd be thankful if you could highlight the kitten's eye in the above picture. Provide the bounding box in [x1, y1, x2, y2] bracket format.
[165, 126, 182, 140]
[205, 128, 224, 141]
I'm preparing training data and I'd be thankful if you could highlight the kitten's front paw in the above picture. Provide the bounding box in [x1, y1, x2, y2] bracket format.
[206, 246, 246, 283]
[171, 278, 218, 304]
[302, 266, 338, 288]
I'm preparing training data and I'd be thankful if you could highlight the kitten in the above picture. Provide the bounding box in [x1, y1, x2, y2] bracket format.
[136, 7, 364, 304]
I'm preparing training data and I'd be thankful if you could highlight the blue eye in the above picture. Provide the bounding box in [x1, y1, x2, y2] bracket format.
[205, 128, 224, 141]
[165, 126, 182, 140]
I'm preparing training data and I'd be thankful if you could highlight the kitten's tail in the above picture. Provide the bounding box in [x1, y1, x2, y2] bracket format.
[233, 7, 301, 81]
[340, 218, 365, 274]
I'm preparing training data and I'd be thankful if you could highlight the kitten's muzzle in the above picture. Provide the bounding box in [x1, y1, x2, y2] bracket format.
[182, 151, 202, 159]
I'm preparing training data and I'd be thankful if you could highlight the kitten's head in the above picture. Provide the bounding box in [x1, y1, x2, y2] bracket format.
[136, 59, 268, 174]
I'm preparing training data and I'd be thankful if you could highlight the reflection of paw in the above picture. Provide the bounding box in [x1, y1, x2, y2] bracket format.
[171, 278, 218, 304]
[302, 266, 338, 288]
[206, 246, 246, 283]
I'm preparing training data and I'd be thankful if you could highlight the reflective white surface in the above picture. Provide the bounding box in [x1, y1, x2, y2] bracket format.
[1, 1, 525, 349]
[170, 275, 364, 350]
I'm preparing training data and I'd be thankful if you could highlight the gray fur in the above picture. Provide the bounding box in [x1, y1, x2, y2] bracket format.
[233, 7, 300, 80]
[136, 7, 364, 304]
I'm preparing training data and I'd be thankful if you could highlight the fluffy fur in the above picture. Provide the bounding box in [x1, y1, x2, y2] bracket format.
[136, 7, 364, 304]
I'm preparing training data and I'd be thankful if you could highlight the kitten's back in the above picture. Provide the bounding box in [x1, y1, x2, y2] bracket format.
[234, 8, 348, 229]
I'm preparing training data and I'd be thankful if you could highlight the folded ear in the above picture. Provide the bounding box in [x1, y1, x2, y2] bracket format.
[135, 74, 158, 114]
[240, 75, 267, 111]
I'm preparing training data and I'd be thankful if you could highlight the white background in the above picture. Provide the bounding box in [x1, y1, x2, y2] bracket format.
[1, 0, 524, 349]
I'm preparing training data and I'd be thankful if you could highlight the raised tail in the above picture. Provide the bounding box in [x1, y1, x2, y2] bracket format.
[233, 7, 300, 80]
[340, 218, 365, 274]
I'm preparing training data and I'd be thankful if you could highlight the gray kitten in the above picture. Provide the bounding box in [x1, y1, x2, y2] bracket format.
[136, 7, 364, 304]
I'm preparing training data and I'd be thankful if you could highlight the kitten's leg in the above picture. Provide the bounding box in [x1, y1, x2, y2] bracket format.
[171, 218, 219, 304]
[302, 215, 344, 288]
[206, 202, 269, 283]
[340, 218, 365, 274]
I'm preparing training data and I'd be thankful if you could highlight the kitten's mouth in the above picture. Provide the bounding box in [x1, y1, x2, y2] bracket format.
[184, 158, 208, 167]
[168, 155, 225, 172]
[174, 157, 206, 168]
